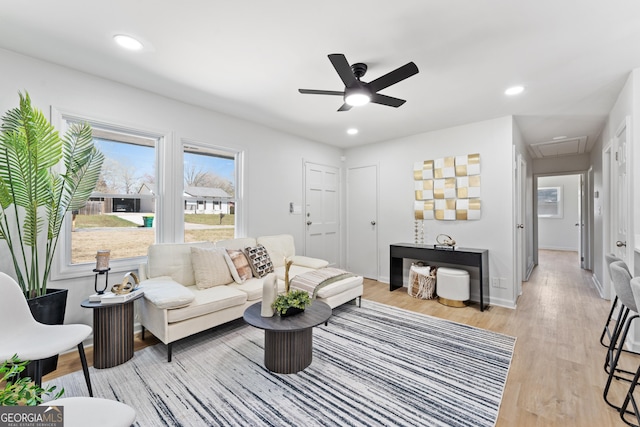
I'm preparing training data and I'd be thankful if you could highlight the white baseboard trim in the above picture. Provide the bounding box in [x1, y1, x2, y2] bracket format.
[525, 262, 535, 281]
[538, 245, 579, 252]
[488, 296, 516, 309]
[626, 336, 640, 353]
[592, 274, 605, 299]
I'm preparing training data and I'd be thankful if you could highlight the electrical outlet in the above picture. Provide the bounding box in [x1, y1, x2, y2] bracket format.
[491, 278, 500, 288]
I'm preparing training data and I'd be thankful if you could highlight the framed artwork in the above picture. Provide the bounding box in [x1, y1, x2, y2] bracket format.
[414, 153, 481, 221]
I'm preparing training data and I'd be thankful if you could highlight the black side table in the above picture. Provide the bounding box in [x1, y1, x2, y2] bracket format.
[243, 301, 332, 374]
[81, 293, 143, 369]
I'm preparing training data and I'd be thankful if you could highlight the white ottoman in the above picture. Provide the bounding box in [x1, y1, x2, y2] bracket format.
[436, 267, 470, 307]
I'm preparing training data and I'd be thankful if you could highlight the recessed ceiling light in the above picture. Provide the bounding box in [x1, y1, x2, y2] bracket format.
[113, 34, 144, 51]
[504, 85, 525, 96]
[552, 136, 567, 140]
[347, 128, 359, 135]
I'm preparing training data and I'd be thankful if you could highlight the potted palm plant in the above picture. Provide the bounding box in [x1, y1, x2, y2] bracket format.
[0, 92, 104, 373]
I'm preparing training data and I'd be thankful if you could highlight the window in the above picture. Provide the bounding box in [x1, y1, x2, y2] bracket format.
[537, 186, 563, 218]
[71, 127, 158, 265]
[183, 142, 238, 243]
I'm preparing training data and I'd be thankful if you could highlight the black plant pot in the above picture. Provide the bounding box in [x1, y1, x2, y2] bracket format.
[25, 288, 68, 377]
[281, 306, 305, 317]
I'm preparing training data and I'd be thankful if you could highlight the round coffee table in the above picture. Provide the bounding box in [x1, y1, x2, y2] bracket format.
[243, 301, 332, 374]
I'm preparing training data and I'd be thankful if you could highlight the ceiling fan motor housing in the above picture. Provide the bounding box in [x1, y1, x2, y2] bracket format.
[351, 63, 368, 80]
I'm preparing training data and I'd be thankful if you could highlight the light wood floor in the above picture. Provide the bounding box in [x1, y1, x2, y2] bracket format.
[46, 250, 633, 426]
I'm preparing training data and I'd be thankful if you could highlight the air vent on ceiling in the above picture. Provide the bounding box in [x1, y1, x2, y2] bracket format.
[528, 136, 588, 159]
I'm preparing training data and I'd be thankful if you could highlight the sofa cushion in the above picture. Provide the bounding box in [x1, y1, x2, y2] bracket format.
[244, 244, 274, 278]
[141, 276, 195, 309]
[215, 237, 257, 251]
[167, 285, 248, 323]
[290, 255, 329, 269]
[256, 234, 296, 268]
[228, 277, 287, 301]
[190, 247, 233, 289]
[274, 264, 317, 282]
[147, 241, 215, 286]
[224, 249, 253, 283]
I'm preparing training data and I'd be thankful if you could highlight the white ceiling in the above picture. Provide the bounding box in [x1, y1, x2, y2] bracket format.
[1, 1, 639, 155]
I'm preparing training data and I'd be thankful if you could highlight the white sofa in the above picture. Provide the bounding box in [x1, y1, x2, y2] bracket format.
[137, 234, 363, 361]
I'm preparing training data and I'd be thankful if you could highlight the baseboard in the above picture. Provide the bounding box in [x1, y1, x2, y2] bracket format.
[592, 274, 605, 298]
[525, 262, 535, 281]
[378, 275, 390, 284]
[538, 246, 579, 252]
[488, 296, 517, 309]
[626, 336, 640, 353]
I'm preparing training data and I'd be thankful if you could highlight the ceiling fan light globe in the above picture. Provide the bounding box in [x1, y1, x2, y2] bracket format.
[345, 93, 371, 106]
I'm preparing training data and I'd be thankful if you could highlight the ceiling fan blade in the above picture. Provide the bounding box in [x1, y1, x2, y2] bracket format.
[368, 62, 419, 93]
[328, 54, 358, 87]
[371, 93, 406, 108]
[298, 89, 345, 96]
[338, 103, 352, 112]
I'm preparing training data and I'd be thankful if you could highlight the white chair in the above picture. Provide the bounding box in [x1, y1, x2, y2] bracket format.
[40, 397, 135, 427]
[0, 272, 93, 396]
[600, 254, 629, 348]
[603, 262, 638, 414]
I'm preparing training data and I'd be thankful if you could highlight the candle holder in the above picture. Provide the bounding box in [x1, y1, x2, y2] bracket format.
[93, 268, 111, 294]
[95, 249, 111, 271]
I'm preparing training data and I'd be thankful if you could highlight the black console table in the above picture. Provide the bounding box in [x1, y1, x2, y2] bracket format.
[390, 243, 489, 311]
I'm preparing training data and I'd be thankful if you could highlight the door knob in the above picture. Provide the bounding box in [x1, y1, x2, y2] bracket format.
[616, 241, 627, 247]
[371, 221, 376, 226]
[516, 224, 524, 229]
[306, 221, 312, 226]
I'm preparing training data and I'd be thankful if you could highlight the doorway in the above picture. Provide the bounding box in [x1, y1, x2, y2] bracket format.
[304, 162, 340, 267]
[346, 164, 378, 279]
[536, 173, 589, 268]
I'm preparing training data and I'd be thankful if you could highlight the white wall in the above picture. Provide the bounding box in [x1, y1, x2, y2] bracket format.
[537, 175, 580, 251]
[0, 48, 343, 326]
[344, 116, 517, 308]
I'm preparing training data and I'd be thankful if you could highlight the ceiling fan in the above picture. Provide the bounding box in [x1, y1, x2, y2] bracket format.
[298, 53, 419, 111]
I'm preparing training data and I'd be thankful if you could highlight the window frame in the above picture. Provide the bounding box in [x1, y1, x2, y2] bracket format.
[180, 139, 245, 242]
[537, 186, 563, 219]
[51, 107, 169, 280]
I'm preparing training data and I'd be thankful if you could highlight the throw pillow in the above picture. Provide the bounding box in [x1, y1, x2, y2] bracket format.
[244, 244, 275, 278]
[190, 247, 234, 289]
[224, 249, 253, 283]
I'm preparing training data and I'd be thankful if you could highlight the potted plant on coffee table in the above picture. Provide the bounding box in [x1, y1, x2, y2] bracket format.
[272, 259, 312, 316]
[0, 92, 104, 373]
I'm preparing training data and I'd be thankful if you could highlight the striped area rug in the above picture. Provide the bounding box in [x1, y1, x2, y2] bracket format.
[49, 300, 515, 426]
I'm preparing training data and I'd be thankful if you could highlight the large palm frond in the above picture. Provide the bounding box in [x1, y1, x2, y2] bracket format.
[0, 92, 103, 297]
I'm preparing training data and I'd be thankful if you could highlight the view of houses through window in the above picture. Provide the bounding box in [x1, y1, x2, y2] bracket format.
[69, 128, 238, 266]
[183, 143, 236, 243]
[71, 129, 158, 264]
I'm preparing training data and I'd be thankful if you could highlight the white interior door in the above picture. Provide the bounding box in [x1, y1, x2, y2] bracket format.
[515, 154, 526, 296]
[346, 165, 378, 279]
[613, 118, 630, 263]
[578, 173, 585, 268]
[304, 162, 340, 266]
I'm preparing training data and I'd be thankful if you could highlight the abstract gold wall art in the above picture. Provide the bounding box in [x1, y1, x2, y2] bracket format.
[413, 153, 481, 221]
